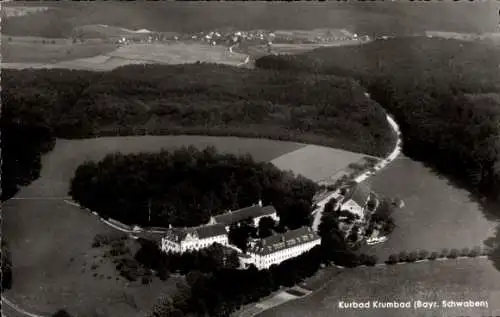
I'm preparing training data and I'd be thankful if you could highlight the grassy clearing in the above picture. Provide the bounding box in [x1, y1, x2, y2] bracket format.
[270, 145, 371, 183]
[260, 259, 500, 317]
[2, 135, 308, 315]
[1, 6, 49, 17]
[1, 35, 119, 63]
[2, 198, 182, 317]
[1, 40, 247, 70]
[270, 41, 369, 54]
[107, 43, 247, 65]
[40, 136, 305, 189]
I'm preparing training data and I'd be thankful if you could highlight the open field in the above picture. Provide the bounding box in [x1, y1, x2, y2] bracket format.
[270, 145, 375, 183]
[259, 258, 500, 317]
[359, 156, 499, 259]
[2, 42, 248, 71]
[237, 40, 369, 59]
[2, 198, 183, 317]
[1, 35, 119, 63]
[4, 134, 373, 315]
[2, 136, 303, 315]
[270, 41, 370, 54]
[18, 136, 306, 198]
[107, 43, 246, 65]
[74, 24, 155, 39]
[1, 6, 48, 17]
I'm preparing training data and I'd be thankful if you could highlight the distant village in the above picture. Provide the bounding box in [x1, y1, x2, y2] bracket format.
[76, 25, 369, 47]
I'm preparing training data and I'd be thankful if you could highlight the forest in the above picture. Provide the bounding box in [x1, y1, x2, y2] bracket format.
[70, 146, 319, 230]
[257, 36, 500, 271]
[2, 64, 394, 201]
[256, 37, 500, 204]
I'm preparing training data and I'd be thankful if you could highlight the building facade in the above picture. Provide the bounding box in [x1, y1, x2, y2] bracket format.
[338, 183, 372, 219]
[161, 224, 228, 253]
[208, 201, 280, 230]
[239, 226, 321, 270]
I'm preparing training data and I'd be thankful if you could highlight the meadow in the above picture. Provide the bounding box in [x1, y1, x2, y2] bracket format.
[107, 43, 247, 65]
[1, 35, 119, 63]
[359, 156, 498, 260]
[2, 198, 182, 317]
[3, 134, 372, 316]
[259, 258, 500, 317]
[1, 40, 247, 71]
[270, 145, 372, 183]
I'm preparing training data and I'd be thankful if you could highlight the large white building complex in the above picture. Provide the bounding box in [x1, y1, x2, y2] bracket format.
[161, 224, 228, 253]
[161, 202, 279, 254]
[239, 226, 321, 270]
[159, 202, 320, 269]
[208, 201, 280, 229]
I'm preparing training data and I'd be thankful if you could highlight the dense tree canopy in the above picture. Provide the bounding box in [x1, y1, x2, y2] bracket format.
[2, 64, 394, 200]
[1, 241, 13, 292]
[257, 36, 500, 270]
[70, 146, 319, 229]
[256, 37, 500, 203]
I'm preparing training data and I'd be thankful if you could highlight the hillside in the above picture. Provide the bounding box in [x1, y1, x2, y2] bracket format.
[1, 63, 395, 200]
[256, 37, 500, 202]
[2, 2, 498, 38]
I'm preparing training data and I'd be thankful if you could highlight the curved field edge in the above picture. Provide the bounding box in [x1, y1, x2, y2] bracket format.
[2, 134, 372, 317]
[2, 64, 397, 201]
[2, 64, 395, 156]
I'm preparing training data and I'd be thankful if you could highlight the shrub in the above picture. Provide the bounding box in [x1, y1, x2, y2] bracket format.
[447, 249, 459, 259]
[468, 246, 481, 257]
[398, 251, 408, 263]
[157, 267, 170, 281]
[407, 251, 418, 262]
[365, 255, 378, 266]
[480, 248, 493, 256]
[428, 252, 438, 260]
[440, 248, 449, 258]
[386, 254, 398, 265]
[52, 310, 73, 317]
[418, 250, 429, 260]
[460, 248, 470, 257]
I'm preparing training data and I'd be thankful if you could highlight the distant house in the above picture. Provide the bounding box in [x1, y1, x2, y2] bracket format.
[208, 201, 280, 230]
[338, 183, 372, 218]
[160, 224, 228, 253]
[240, 226, 321, 270]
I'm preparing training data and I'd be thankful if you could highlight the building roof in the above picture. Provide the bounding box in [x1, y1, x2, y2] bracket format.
[163, 224, 227, 243]
[341, 183, 371, 207]
[212, 205, 277, 226]
[247, 226, 320, 256]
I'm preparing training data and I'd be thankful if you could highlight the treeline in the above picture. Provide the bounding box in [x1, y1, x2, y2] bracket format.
[1, 69, 101, 200]
[1, 241, 13, 292]
[256, 37, 500, 204]
[145, 212, 373, 317]
[2, 64, 395, 200]
[70, 146, 318, 229]
[3, 2, 491, 38]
